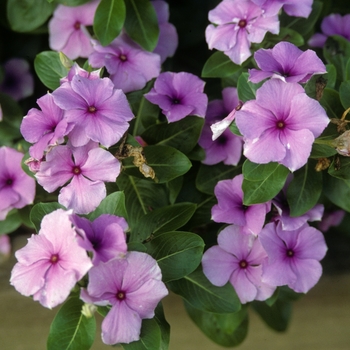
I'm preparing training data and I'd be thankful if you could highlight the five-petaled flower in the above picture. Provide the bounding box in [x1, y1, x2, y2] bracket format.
[10, 209, 93, 309]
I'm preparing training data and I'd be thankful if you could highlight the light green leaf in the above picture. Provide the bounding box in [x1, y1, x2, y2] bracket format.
[47, 296, 96, 350]
[34, 51, 69, 90]
[94, 0, 126, 46]
[202, 51, 241, 78]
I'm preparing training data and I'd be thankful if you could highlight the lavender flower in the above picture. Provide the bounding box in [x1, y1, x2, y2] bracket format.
[89, 32, 161, 93]
[10, 209, 93, 309]
[20, 93, 72, 160]
[35, 142, 121, 214]
[259, 222, 327, 293]
[52, 74, 134, 148]
[212, 175, 270, 235]
[251, 0, 313, 18]
[73, 214, 128, 265]
[248, 41, 326, 84]
[48, 0, 99, 59]
[205, 0, 279, 65]
[151, 0, 178, 63]
[144, 71, 208, 123]
[235, 79, 329, 171]
[198, 87, 243, 165]
[308, 13, 350, 48]
[0, 147, 35, 220]
[85, 252, 168, 344]
[0, 58, 34, 101]
[202, 225, 276, 304]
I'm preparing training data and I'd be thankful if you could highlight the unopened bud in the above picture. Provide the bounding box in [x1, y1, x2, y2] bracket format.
[333, 130, 350, 156]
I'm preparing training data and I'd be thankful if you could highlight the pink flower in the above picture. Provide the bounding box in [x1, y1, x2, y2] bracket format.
[89, 32, 161, 93]
[205, 0, 279, 65]
[212, 174, 271, 235]
[144, 71, 208, 123]
[52, 75, 134, 148]
[10, 209, 93, 309]
[84, 251, 168, 345]
[35, 142, 121, 214]
[49, 0, 100, 60]
[251, 0, 313, 18]
[20, 93, 72, 160]
[260, 222, 327, 293]
[202, 225, 276, 304]
[235, 79, 329, 171]
[0, 147, 35, 220]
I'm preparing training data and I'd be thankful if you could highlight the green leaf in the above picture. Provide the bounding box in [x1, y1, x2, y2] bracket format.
[153, 302, 170, 350]
[94, 0, 126, 46]
[346, 57, 350, 81]
[201, 51, 241, 78]
[196, 163, 242, 195]
[123, 145, 192, 183]
[286, 161, 322, 217]
[7, 0, 55, 32]
[264, 27, 304, 47]
[47, 296, 96, 350]
[184, 302, 248, 347]
[145, 231, 204, 282]
[55, 0, 90, 5]
[310, 142, 337, 158]
[319, 88, 343, 120]
[339, 81, 350, 110]
[323, 173, 350, 211]
[88, 191, 127, 221]
[328, 156, 350, 180]
[0, 210, 22, 235]
[30, 203, 65, 232]
[167, 268, 241, 314]
[116, 173, 169, 229]
[252, 298, 292, 332]
[122, 318, 161, 350]
[131, 203, 197, 242]
[34, 51, 69, 90]
[237, 72, 262, 102]
[242, 160, 289, 205]
[124, 0, 159, 51]
[141, 116, 204, 155]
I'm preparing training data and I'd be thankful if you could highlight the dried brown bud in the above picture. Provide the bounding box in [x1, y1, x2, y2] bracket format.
[333, 130, 350, 156]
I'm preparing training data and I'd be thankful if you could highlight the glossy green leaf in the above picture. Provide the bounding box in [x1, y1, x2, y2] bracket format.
[167, 268, 241, 314]
[264, 27, 304, 47]
[319, 88, 343, 119]
[0, 210, 22, 235]
[339, 81, 350, 110]
[94, 0, 126, 46]
[185, 302, 248, 347]
[346, 57, 350, 81]
[131, 203, 197, 242]
[88, 191, 127, 221]
[47, 296, 96, 350]
[145, 231, 204, 282]
[124, 0, 159, 51]
[196, 163, 242, 195]
[242, 160, 289, 205]
[7, 0, 55, 32]
[123, 145, 192, 183]
[310, 142, 337, 158]
[116, 173, 169, 229]
[141, 116, 204, 155]
[122, 318, 161, 350]
[201, 51, 241, 78]
[287, 160, 322, 217]
[237, 72, 262, 102]
[34, 51, 69, 90]
[30, 202, 65, 232]
[323, 173, 350, 211]
[56, 0, 90, 5]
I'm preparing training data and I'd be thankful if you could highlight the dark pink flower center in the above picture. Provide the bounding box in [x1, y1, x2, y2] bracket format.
[88, 106, 97, 113]
[119, 54, 127, 62]
[6, 178, 13, 186]
[50, 254, 59, 264]
[73, 166, 81, 175]
[239, 260, 248, 269]
[116, 291, 126, 300]
[238, 19, 247, 28]
[172, 98, 180, 105]
[74, 22, 81, 30]
[286, 249, 294, 257]
[217, 134, 228, 145]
